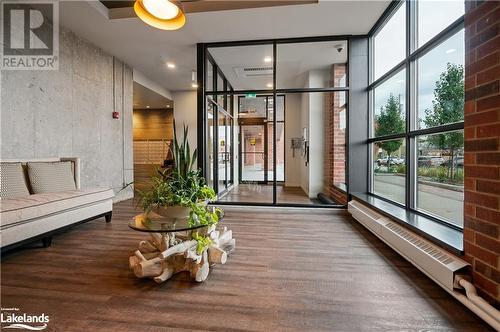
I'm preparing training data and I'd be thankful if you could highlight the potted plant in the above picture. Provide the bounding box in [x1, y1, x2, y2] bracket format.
[139, 123, 217, 220]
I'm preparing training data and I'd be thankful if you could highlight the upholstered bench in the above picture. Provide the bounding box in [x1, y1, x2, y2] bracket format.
[0, 158, 114, 251]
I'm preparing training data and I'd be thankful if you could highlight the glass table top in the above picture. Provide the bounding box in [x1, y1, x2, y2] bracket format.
[128, 212, 218, 233]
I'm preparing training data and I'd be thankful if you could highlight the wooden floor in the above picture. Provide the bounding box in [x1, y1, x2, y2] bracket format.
[219, 184, 318, 204]
[1, 200, 490, 331]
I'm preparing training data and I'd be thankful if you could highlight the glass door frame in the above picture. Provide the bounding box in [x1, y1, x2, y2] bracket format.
[206, 97, 234, 197]
[198, 36, 350, 207]
[237, 95, 285, 185]
[239, 122, 268, 184]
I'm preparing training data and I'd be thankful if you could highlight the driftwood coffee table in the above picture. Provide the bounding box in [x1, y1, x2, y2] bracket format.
[128, 212, 235, 283]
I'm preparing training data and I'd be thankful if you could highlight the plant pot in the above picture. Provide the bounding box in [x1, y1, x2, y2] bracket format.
[153, 205, 191, 219]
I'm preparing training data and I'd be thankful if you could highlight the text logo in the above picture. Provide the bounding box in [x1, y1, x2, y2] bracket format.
[1, 1, 59, 70]
[1, 307, 49, 330]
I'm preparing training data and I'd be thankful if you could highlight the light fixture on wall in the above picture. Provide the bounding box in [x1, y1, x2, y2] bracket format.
[191, 70, 198, 88]
[134, 0, 186, 31]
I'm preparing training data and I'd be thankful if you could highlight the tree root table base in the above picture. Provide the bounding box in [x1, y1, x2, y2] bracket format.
[129, 225, 235, 283]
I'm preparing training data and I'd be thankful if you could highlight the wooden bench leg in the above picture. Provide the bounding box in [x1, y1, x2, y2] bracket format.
[105, 212, 112, 223]
[42, 236, 52, 248]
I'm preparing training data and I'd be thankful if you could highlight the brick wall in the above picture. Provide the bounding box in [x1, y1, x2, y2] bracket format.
[464, 0, 500, 308]
[324, 64, 348, 205]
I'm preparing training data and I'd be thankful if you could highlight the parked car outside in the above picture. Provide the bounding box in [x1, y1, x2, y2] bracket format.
[377, 156, 404, 166]
[442, 156, 464, 168]
[418, 156, 445, 167]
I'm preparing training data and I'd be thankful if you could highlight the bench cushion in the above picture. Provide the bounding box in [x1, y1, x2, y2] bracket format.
[0, 163, 30, 198]
[0, 188, 114, 228]
[27, 161, 76, 193]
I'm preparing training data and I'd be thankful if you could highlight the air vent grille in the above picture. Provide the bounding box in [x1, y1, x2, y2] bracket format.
[384, 222, 454, 265]
[244, 67, 273, 72]
[234, 66, 273, 78]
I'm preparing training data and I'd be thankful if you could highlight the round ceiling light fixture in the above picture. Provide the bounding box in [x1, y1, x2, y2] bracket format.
[134, 0, 186, 31]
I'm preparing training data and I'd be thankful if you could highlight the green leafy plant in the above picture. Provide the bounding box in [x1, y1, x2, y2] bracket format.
[139, 124, 216, 212]
[192, 232, 213, 254]
[418, 166, 463, 184]
[189, 205, 223, 227]
[423, 63, 464, 180]
[375, 93, 405, 167]
[172, 121, 197, 179]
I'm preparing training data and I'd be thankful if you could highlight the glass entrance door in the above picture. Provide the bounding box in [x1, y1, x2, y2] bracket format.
[207, 97, 233, 196]
[240, 124, 266, 183]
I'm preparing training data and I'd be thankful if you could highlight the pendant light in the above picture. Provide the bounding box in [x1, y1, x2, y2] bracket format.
[134, 0, 186, 30]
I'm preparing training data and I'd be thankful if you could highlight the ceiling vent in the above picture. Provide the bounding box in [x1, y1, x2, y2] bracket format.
[234, 66, 273, 78]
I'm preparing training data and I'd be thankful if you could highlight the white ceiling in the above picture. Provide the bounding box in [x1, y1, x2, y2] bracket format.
[59, 0, 390, 92]
[133, 82, 173, 109]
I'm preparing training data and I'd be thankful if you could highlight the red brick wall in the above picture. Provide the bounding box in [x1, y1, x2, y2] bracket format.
[464, 0, 500, 308]
[324, 64, 348, 205]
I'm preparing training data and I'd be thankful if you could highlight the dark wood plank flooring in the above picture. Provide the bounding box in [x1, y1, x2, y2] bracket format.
[1, 200, 491, 331]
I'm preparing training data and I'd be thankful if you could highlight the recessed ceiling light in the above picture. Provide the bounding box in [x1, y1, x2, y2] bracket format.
[134, 0, 186, 31]
[192, 83, 199, 88]
[142, 0, 179, 19]
[264, 56, 272, 63]
[445, 48, 456, 54]
[166, 104, 170, 108]
[266, 83, 273, 88]
[167, 62, 176, 68]
[146, 105, 150, 108]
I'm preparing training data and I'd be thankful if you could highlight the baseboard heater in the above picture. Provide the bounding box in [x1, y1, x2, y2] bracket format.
[348, 200, 500, 330]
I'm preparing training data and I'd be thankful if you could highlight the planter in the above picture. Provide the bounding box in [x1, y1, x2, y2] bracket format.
[153, 205, 191, 219]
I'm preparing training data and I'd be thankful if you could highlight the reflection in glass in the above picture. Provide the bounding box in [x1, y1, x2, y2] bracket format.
[206, 101, 214, 188]
[277, 41, 347, 89]
[217, 112, 227, 193]
[372, 139, 406, 205]
[417, 29, 464, 129]
[417, 131, 464, 226]
[417, 0, 464, 47]
[206, 59, 213, 92]
[373, 69, 406, 137]
[239, 96, 267, 118]
[267, 96, 285, 122]
[373, 2, 406, 80]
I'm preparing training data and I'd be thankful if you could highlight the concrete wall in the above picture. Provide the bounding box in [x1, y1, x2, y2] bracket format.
[1, 25, 134, 201]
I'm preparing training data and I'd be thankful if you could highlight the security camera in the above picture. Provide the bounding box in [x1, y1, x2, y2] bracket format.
[335, 44, 344, 53]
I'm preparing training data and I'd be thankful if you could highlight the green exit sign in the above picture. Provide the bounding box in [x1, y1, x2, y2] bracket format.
[245, 93, 257, 98]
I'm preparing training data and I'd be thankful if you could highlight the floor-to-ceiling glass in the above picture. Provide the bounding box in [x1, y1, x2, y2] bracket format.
[202, 38, 348, 206]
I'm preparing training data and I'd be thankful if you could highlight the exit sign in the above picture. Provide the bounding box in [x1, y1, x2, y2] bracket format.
[245, 93, 257, 98]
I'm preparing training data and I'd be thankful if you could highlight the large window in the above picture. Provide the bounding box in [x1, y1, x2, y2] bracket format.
[369, 0, 464, 228]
